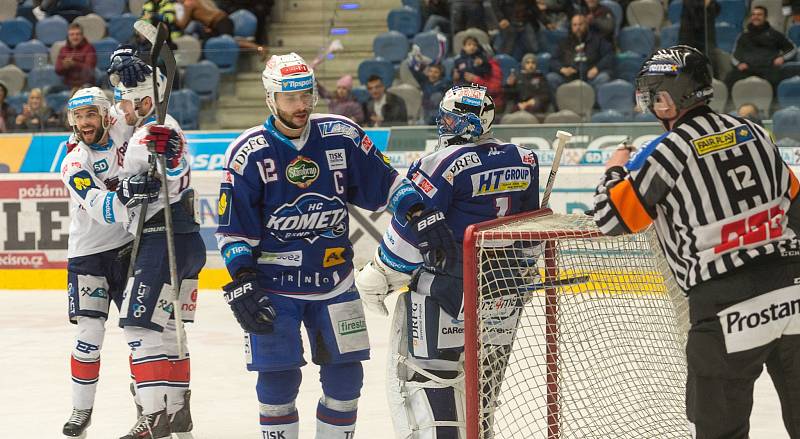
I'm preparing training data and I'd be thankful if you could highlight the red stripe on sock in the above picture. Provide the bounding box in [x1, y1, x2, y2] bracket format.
[169, 358, 191, 384]
[71, 355, 100, 381]
[130, 358, 171, 384]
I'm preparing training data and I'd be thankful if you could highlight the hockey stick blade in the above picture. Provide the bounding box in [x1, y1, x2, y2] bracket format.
[525, 275, 590, 291]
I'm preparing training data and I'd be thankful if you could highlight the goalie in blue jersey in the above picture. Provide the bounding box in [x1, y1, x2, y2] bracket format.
[215, 53, 457, 439]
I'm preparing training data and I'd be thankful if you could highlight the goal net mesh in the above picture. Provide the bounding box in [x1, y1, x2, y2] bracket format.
[464, 211, 691, 439]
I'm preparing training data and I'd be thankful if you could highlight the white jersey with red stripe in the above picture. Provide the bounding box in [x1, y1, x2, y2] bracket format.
[121, 113, 193, 233]
[60, 105, 135, 258]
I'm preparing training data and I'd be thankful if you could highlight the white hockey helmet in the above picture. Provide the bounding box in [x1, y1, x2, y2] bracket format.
[262, 52, 318, 116]
[113, 66, 166, 124]
[67, 86, 112, 143]
[437, 84, 495, 147]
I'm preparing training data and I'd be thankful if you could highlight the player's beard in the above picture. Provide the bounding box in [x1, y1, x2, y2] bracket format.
[276, 107, 309, 130]
[79, 124, 106, 145]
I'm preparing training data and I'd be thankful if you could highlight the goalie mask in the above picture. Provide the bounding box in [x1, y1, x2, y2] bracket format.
[113, 65, 166, 127]
[262, 53, 318, 129]
[67, 87, 112, 148]
[437, 85, 495, 148]
[635, 45, 713, 117]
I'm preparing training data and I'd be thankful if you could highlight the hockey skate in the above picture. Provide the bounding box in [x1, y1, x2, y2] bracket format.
[169, 390, 194, 439]
[63, 407, 92, 438]
[119, 409, 171, 439]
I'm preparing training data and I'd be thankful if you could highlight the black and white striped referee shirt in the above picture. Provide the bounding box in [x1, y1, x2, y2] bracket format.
[593, 105, 800, 291]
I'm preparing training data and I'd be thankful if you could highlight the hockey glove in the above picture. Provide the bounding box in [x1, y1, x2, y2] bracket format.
[143, 125, 184, 168]
[355, 248, 412, 316]
[116, 173, 161, 207]
[412, 208, 457, 274]
[222, 271, 277, 335]
[108, 44, 150, 87]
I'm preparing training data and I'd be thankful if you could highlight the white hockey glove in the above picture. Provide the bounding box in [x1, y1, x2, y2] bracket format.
[355, 249, 412, 317]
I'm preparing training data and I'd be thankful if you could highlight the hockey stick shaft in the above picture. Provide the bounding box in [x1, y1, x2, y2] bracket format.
[525, 275, 590, 291]
[540, 130, 572, 208]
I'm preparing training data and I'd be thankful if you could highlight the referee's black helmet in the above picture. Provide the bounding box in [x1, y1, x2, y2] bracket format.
[635, 45, 714, 114]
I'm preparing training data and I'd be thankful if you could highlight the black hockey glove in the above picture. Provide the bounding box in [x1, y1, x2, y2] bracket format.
[222, 271, 277, 335]
[412, 208, 458, 274]
[108, 44, 150, 87]
[116, 173, 160, 207]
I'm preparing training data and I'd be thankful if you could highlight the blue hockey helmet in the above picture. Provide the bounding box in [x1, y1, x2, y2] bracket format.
[437, 84, 495, 147]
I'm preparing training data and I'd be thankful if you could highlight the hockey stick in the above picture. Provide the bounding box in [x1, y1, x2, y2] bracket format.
[540, 130, 572, 208]
[524, 275, 590, 291]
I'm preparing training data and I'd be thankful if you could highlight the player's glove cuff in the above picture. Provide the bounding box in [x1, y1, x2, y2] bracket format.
[222, 273, 276, 335]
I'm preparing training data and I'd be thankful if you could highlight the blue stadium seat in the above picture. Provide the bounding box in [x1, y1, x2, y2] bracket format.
[778, 76, 800, 108]
[668, 0, 682, 24]
[537, 52, 551, 74]
[7, 92, 27, 113]
[46, 89, 72, 113]
[619, 26, 655, 56]
[93, 37, 119, 71]
[782, 61, 800, 78]
[108, 13, 138, 43]
[789, 24, 800, 47]
[203, 35, 239, 74]
[351, 86, 370, 104]
[600, 0, 623, 36]
[184, 60, 220, 102]
[35, 15, 68, 46]
[0, 17, 33, 48]
[597, 79, 635, 113]
[27, 65, 61, 91]
[495, 53, 519, 83]
[539, 28, 567, 55]
[358, 58, 395, 87]
[716, 0, 745, 29]
[91, 0, 125, 20]
[660, 23, 679, 48]
[715, 22, 738, 53]
[167, 89, 200, 130]
[411, 30, 448, 65]
[387, 7, 421, 38]
[0, 41, 10, 68]
[591, 109, 627, 122]
[614, 51, 646, 83]
[373, 31, 409, 63]
[14, 39, 48, 72]
[772, 106, 800, 145]
[230, 9, 257, 38]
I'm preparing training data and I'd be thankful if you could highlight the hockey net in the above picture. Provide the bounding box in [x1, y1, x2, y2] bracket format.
[463, 209, 691, 439]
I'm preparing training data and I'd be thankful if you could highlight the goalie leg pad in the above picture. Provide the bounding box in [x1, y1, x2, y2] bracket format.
[388, 293, 466, 439]
[407, 288, 465, 360]
[71, 316, 106, 409]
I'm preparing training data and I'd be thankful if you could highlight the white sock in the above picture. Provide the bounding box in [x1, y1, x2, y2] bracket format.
[260, 402, 299, 439]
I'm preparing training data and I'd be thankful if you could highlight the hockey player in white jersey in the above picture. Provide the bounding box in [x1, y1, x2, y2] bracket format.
[113, 57, 206, 439]
[215, 52, 457, 439]
[60, 86, 140, 438]
[355, 85, 540, 439]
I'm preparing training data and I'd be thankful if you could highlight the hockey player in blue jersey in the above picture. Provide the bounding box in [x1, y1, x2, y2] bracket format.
[215, 52, 457, 439]
[355, 85, 541, 439]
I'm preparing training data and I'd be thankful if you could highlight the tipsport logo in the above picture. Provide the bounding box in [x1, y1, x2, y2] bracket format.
[281, 75, 313, 92]
[68, 95, 95, 110]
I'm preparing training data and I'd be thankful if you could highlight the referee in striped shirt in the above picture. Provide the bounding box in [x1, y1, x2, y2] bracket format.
[592, 45, 800, 439]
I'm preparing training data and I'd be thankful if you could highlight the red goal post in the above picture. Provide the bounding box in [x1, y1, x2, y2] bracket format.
[462, 208, 691, 439]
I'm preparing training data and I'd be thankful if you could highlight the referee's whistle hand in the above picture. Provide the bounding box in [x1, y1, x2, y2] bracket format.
[605, 148, 631, 169]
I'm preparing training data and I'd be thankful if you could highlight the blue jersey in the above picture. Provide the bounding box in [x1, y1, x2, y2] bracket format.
[216, 114, 422, 299]
[380, 137, 540, 273]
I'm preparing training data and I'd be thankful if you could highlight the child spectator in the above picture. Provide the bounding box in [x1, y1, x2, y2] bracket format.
[453, 36, 491, 83]
[317, 75, 366, 125]
[504, 53, 550, 115]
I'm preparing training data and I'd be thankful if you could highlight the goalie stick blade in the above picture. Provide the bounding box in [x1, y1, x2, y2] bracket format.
[525, 275, 590, 291]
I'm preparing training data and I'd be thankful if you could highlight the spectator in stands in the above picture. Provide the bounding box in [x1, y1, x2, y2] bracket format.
[678, 0, 719, 56]
[726, 6, 797, 89]
[450, 0, 488, 34]
[490, 0, 540, 59]
[547, 14, 613, 90]
[737, 102, 763, 125]
[55, 23, 97, 92]
[536, 0, 573, 30]
[0, 82, 16, 133]
[15, 88, 59, 132]
[142, 0, 182, 42]
[504, 53, 550, 116]
[176, 0, 235, 40]
[317, 75, 365, 125]
[218, 0, 273, 44]
[453, 36, 491, 83]
[364, 75, 408, 127]
[422, 0, 451, 34]
[582, 0, 615, 42]
[414, 63, 451, 124]
[32, 0, 91, 22]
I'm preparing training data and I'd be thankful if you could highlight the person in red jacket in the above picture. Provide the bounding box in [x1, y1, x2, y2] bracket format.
[56, 23, 97, 91]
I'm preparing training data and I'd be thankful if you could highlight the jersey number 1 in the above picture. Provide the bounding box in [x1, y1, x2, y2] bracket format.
[495, 196, 510, 217]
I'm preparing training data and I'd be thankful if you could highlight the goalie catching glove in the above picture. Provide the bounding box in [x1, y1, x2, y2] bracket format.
[355, 248, 413, 316]
[223, 270, 277, 334]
